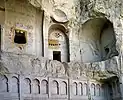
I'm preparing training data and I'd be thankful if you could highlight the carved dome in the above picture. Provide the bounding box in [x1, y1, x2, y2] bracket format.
[52, 9, 68, 23]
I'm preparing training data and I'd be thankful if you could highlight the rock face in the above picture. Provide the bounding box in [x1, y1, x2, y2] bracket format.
[0, 51, 120, 79]
[40, 0, 122, 63]
[0, 0, 123, 100]
[0, 51, 119, 100]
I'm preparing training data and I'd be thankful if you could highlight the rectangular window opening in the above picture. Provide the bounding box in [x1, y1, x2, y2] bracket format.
[14, 29, 27, 44]
[53, 51, 61, 62]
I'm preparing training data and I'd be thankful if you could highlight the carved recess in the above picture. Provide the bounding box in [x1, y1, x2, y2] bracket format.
[51, 9, 68, 23]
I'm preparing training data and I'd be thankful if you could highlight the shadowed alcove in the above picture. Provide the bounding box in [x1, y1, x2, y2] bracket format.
[79, 18, 118, 63]
[48, 24, 69, 62]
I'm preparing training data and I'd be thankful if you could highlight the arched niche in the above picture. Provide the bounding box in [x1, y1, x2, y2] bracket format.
[79, 18, 118, 63]
[72, 82, 77, 95]
[51, 80, 59, 95]
[60, 81, 67, 95]
[48, 24, 69, 62]
[41, 79, 48, 94]
[78, 82, 83, 95]
[83, 83, 88, 96]
[11, 76, 19, 93]
[23, 78, 31, 94]
[0, 75, 8, 92]
[32, 79, 40, 94]
[91, 83, 95, 96]
[96, 84, 100, 96]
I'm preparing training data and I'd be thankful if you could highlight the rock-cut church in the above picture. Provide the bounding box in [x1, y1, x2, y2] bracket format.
[0, 0, 123, 100]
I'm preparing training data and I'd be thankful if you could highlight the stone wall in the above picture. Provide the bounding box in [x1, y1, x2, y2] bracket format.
[41, 0, 122, 63]
[0, 74, 106, 100]
[1, 0, 121, 63]
[0, 0, 123, 100]
[1, 0, 43, 56]
[0, 51, 121, 100]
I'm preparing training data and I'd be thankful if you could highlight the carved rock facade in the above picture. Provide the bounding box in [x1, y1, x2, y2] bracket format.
[0, 0, 123, 100]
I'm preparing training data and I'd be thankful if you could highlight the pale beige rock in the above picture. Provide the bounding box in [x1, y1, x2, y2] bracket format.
[0, 0, 123, 100]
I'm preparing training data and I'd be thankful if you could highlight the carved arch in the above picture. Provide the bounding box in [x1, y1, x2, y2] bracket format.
[72, 82, 77, 95]
[60, 81, 67, 95]
[33, 79, 40, 94]
[91, 83, 95, 96]
[78, 82, 83, 95]
[0, 75, 9, 92]
[11, 76, 19, 93]
[83, 83, 88, 96]
[41, 79, 48, 94]
[52, 80, 59, 95]
[23, 78, 31, 94]
[96, 84, 100, 96]
[48, 24, 70, 62]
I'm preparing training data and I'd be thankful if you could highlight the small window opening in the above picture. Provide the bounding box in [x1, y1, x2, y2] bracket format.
[14, 29, 26, 44]
[53, 51, 61, 61]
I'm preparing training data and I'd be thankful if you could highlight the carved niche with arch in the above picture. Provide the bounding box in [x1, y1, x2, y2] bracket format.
[41, 79, 48, 94]
[48, 24, 69, 62]
[0, 75, 9, 92]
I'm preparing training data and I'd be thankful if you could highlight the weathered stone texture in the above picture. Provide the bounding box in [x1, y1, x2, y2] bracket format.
[2, 0, 43, 56]
[0, 0, 123, 100]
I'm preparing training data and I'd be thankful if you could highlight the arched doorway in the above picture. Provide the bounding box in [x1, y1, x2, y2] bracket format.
[48, 24, 69, 62]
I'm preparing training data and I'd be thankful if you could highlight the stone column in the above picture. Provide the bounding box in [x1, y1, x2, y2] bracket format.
[48, 77, 51, 98]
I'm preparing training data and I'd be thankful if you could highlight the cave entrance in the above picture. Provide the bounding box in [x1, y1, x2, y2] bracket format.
[80, 18, 118, 63]
[53, 51, 61, 61]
